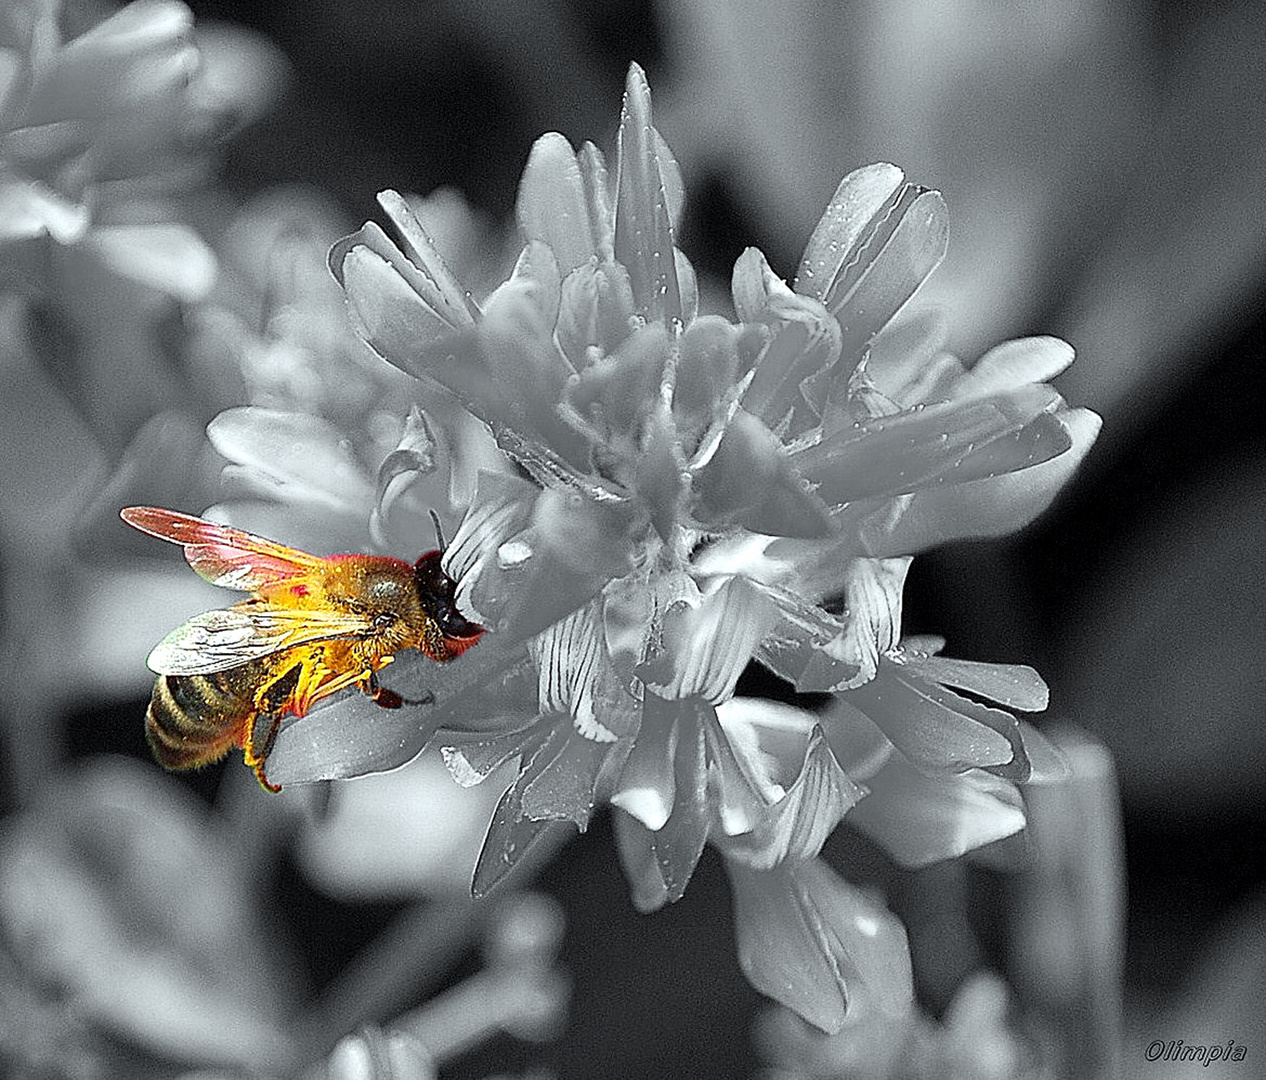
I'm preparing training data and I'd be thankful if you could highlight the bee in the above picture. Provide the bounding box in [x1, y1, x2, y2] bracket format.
[121, 506, 483, 792]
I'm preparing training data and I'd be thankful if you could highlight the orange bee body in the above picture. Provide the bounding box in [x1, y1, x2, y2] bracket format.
[121, 507, 483, 791]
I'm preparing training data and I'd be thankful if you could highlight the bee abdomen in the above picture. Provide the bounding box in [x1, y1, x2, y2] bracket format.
[145, 666, 258, 771]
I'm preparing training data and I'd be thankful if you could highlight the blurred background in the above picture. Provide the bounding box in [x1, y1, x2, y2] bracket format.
[3, 0, 1265, 1076]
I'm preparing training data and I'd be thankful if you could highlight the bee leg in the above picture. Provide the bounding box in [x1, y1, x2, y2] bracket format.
[244, 663, 306, 793]
[366, 669, 433, 709]
[245, 710, 283, 793]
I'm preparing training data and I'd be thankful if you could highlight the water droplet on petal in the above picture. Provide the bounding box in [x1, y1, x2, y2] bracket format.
[498, 538, 533, 568]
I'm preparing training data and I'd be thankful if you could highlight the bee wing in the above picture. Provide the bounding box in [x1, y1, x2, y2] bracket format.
[146, 606, 376, 675]
[121, 506, 328, 592]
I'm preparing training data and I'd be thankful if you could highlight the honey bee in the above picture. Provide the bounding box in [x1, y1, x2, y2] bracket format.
[121, 506, 483, 791]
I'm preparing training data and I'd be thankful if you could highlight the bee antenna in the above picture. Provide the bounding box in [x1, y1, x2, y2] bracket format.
[428, 508, 447, 552]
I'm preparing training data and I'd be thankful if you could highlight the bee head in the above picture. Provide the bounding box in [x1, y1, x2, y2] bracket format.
[413, 550, 483, 643]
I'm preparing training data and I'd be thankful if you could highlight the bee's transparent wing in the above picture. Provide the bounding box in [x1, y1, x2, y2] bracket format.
[146, 606, 374, 675]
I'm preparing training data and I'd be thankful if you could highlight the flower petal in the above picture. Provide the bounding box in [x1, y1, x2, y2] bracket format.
[633, 400, 687, 543]
[672, 315, 750, 452]
[753, 556, 907, 692]
[519, 722, 610, 826]
[516, 132, 599, 275]
[335, 240, 460, 370]
[739, 284, 843, 439]
[795, 164, 947, 374]
[691, 410, 834, 538]
[577, 140, 614, 258]
[847, 755, 1026, 868]
[675, 247, 699, 325]
[648, 576, 774, 703]
[0, 176, 90, 243]
[841, 663, 1023, 776]
[726, 858, 913, 1033]
[755, 592, 863, 693]
[444, 470, 638, 641]
[731, 245, 778, 325]
[564, 321, 670, 456]
[296, 751, 507, 900]
[950, 336, 1076, 400]
[1014, 720, 1072, 785]
[895, 646, 1049, 712]
[531, 602, 634, 741]
[650, 706, 710, 900]
[440, 717, 545, 787]
[27, 0, 195, 124]
[443, 468, 537, 593]
[555, 258, 637, 368]
[207, 407, 373, 516]
[331, 189, 477, 329]
[861, 407, 1101, 555]
[466, 241, 595, 465]
[471, 783, 566, 899]
[794, 385, 1073, 505]
[702, 718, 770, 840]
[863, 308, 954, 407]
[612, 808, 671, 913]
[610, 693, 712, 902]
[83, 222, 217, 302]
[370, 404, 440, 545]
[370, 403, 505, 557]
[610, 692, 679, 831]
[613, 62, 681, 328]
[795, 164, 905, 298]
[0, 758, 298, 1070]
[718, 717, 867, 868]
[516, 496, 640, 640]
[262, 640, 536, 785]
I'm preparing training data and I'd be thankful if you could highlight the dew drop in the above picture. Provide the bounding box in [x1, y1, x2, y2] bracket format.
[498, 538, 533, 568]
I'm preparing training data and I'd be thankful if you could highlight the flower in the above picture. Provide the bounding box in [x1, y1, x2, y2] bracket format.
[0, 757, 300, 1074]
[230, 62, 1098, 1029]
[1, 0, 285, 458]
[755, 968, 1037, 1080]
[0, 0, 221, 298]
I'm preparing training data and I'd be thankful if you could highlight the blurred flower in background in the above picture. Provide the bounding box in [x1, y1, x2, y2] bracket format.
[0, 0, 287, 794]
[1, 0, 265, 450]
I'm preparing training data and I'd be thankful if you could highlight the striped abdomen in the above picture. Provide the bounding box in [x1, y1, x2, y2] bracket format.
[146, 661, 268, 771]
